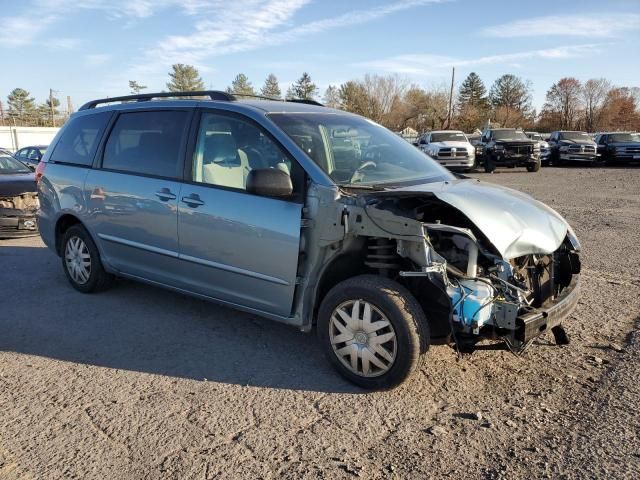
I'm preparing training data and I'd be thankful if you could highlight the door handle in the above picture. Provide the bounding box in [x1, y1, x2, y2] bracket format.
[155, 188, 177, 201]
[181, 194, 205, 207]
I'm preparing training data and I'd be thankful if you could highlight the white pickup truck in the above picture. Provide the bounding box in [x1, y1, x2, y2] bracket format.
[416, 130, 476, 172]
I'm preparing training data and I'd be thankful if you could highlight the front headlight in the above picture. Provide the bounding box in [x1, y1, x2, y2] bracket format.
[567, 224, 581, 251]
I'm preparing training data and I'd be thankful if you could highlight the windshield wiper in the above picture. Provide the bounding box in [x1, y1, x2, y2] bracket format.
[338, 183, 387, 191]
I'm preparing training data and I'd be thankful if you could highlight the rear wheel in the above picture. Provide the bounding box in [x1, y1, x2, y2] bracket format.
[61, 225, 113, 293]
[317, 275, 428, 390]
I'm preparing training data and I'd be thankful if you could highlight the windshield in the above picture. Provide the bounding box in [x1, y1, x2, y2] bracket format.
[431, 132, 467, 143]
[559, 131, 591, 141]
[493, 130, 529, 141]
[0, 154, 31, 174]
[609, 133, 640, 143]
[269, 113, 453, 186]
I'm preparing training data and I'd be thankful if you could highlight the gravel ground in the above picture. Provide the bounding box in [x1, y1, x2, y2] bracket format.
[1, 166, 639, 479]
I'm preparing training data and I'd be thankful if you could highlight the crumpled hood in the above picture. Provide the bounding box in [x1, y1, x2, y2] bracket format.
[391, 179, 569, 259]
[0, 173, 36, 197]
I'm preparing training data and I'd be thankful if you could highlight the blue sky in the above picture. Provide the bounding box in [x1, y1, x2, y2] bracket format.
[1, 0, 639, 111]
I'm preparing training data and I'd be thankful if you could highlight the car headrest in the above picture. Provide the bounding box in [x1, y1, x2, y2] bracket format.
[204, 133, 238, 165]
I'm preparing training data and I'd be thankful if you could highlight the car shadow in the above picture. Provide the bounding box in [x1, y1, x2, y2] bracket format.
[0, 243, 361, 394]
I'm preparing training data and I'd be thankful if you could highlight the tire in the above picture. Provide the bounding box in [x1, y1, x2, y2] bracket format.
[317, 275, 429, 390]
[61, 224, 114, 293]
[484, 154, 496, 173]
[526, 160, 541, 172]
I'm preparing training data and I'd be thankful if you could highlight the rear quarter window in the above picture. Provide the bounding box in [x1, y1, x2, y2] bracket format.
[49, 112, 112, 166]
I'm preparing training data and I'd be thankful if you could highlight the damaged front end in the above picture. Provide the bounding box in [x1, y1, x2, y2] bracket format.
[348, 179, 581, 354]
[0, 193, 39, 238]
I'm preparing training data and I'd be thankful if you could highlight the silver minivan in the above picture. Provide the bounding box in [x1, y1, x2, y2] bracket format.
[37, 91, 581, 389]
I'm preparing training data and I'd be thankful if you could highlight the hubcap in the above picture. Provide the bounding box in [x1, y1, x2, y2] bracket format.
[329, 300, 397, 378]
[65, 236, 91, 285]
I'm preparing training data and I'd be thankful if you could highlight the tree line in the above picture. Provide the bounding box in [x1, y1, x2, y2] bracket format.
[3, 63, 639, 133]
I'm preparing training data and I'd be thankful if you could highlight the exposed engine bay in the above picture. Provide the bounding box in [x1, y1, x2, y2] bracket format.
[330, 183, 582, 354]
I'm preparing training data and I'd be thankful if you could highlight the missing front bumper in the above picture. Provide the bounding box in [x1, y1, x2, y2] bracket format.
[515, 275, 580, 344]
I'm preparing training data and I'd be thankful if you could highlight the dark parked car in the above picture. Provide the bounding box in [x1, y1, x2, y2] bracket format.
[36, 91, 581, 389]
[478, 127, 541, 172]
[0, 153, 39, 238]
[594, 132, 640, 164]
[547, 131, 598, 165]
[14, 145, 48, 167]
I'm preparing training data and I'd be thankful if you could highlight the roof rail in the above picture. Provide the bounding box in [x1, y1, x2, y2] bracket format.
[79, 91, 236, 110]
[287, 98, 324, 107]
[228, 92, 325, 107]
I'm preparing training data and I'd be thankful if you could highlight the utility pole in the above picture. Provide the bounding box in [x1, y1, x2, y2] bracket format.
[67, 95, 73, 119]
[49, 88, 55, 127]
[0, 101, 4, 126]
[446, 66, 455, 129]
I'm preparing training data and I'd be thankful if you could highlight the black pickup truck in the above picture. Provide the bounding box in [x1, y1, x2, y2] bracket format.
[478, 128, 541, 173]
[595, 132, 640, 164]
[548, 131, 598, 165]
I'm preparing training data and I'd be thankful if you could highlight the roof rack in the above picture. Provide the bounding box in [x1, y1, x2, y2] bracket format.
[287, 98, 324, 107]
[79, 91, 236, 110]
[228, 92, 324, 107]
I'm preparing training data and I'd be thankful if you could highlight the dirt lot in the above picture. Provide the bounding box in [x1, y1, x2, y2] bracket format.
[1, 166, 639, 479]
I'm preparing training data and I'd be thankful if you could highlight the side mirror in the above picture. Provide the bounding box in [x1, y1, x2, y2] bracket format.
[246, 168, 293, 198]
[27, 164, 36, 171]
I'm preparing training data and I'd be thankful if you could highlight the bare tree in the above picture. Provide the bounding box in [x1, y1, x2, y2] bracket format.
[543, 77, 583, 130]
[582, 78, 611, 132]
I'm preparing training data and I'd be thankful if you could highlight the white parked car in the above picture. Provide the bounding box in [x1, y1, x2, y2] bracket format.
[417, 130, 476, 172]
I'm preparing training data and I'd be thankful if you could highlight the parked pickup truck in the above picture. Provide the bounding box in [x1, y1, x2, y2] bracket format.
[526, 131, 551, 166]
[594, 132, 640, 164]
[478, 127, 541, 173]
[416, 130, 476, 172]
[548, 131, 598, 165]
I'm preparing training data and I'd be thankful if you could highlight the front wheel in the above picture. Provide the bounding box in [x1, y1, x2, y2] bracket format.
[317, 275, 429, 390]
[526, 160, 541, 172]
[484, 154, 496, 173]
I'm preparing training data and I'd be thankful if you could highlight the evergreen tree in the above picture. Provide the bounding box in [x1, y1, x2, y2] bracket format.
[129, 80, 147, 94]
[7, 88, 36, 115]
[226, 73, 255, 96]
[260, 73, 282, 99]
[288, 72, 318, 100]
[166, 64, 205, 92]
[458, 72, 488, 108]
[323, 85, 341, 108]
[489, 74, 533, 126]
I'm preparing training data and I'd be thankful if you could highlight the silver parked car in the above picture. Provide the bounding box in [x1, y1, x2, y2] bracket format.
[416, 130, 476, 172]
[37, 91, 581, 389]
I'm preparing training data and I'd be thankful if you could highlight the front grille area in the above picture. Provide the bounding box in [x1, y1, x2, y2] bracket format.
[438, 148, 469, 158]
[505, 145, 533, 155]
[618, 146, 640, 154]
[568, 144, 596, 154]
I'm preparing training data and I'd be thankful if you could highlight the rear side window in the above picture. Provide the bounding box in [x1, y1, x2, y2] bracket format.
[102, 110, 189, 179]
[50, 112, 111, 166]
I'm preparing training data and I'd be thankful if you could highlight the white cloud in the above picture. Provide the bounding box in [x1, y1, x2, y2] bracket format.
[48, 38, 80, 49]
[355, 44, 604, 74]
[0, 14, 58, 46]
[482, 13, 640, 38]
[154, 0, 444, 64]
[85, 53, 112, 66]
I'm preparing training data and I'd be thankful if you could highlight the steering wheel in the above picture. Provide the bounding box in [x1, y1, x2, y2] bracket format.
[349, 160, 377, 183]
